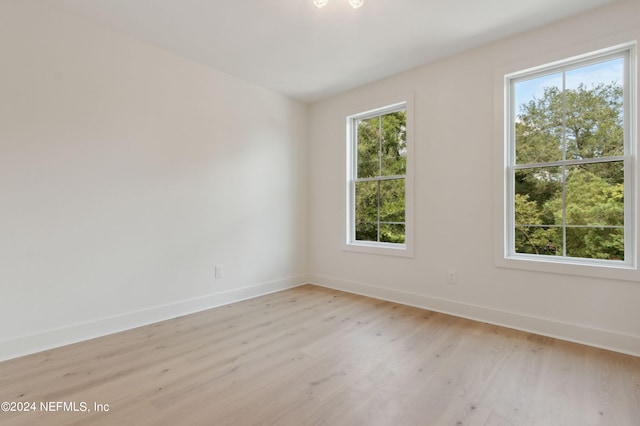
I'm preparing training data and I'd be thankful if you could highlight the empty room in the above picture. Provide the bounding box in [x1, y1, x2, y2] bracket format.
[1, 0, 639, 424]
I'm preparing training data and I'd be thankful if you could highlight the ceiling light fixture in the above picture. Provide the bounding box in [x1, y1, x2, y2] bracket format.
[313, 0, 364, 9]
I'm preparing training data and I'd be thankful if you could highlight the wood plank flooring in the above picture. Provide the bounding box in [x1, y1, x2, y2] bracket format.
[1, 284, 639, 425]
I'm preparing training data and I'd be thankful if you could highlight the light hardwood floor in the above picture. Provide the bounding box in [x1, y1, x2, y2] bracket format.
[1, 284, 639, 425]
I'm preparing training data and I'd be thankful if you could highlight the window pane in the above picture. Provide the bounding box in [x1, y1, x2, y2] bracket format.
[515, 225, 562, 256]
[380, 179, 405, 243]
[566, 227, 624, 260]
[381, 111, 407, 176]
[565, 162, 626, 258]
[381, 224, 405, 244]
[514, 167, 562, 255]
[564, 162, 624, 228]
[355, 181, 378, 241]
[565, 58, 624, 160]
[357, 117, 380, 179]
[514, 73, 563, 164]
[514, 167, 563, 225]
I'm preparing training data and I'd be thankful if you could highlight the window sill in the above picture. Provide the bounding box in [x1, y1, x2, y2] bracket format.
[496, 254, 640, 282]
[344, 241, 414, 258]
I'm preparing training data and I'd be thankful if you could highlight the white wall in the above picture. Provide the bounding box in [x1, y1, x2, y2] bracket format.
[309, 0, 640, 356]
[0, 0, 308, 361]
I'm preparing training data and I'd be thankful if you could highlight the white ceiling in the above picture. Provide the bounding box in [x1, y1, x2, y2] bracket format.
[43, 0, 619, 103]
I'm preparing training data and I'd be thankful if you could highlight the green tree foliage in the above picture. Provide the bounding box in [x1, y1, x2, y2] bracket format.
[355, 111, 407, 243]
[514, 82, 624, 260]
[514, 193, 560, 255]
[544, 167, 624, 259]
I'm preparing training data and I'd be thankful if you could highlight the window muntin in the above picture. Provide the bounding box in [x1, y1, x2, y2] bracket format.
[348, 103, 407, 248]
[507, 48, 633, 265]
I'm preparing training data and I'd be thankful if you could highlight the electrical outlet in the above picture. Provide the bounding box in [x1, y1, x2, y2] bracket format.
[215, 265, 224, 279]
[447, 269, 457, 285]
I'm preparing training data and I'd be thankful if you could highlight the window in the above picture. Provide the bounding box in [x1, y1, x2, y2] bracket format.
[346, 98, 413, 256]
[505, 45, 635, 268]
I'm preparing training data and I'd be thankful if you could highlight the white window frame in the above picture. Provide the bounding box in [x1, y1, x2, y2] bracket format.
[345, 95, 414, 257]
[495, 41, 639, 281]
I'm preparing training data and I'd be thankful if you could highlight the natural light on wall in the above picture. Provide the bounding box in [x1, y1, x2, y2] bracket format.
[313, 0, 364, 9]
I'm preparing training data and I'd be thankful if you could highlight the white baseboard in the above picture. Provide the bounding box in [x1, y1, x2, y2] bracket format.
[5, 274, 637, 362]
[309, 274, 640, 357]
[0, 275, 308, 362]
